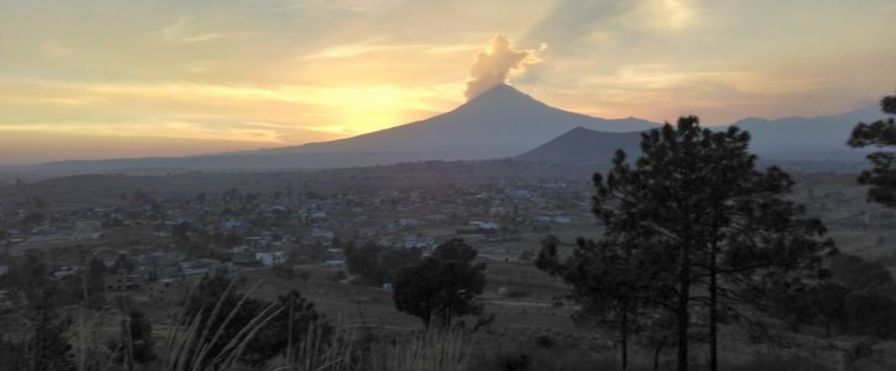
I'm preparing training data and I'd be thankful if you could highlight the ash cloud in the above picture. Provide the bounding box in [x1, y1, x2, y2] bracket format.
[464, 35, 543, 100]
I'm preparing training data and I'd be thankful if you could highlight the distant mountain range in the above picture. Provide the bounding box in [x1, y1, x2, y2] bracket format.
[516, 104, 884, 165]
[730, 106, 881, 161]
[0, 84, 885, 179]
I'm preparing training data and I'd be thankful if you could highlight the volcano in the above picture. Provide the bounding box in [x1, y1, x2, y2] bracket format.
[274, 83, 658, 160]
[4, 84, 656, 176]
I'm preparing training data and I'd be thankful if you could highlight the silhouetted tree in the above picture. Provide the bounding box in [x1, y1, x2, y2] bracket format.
[110, 307, 156, 368]
[183, 276, 330, 367]
[27, 310, 75, 371]
[379, 247, 422, 284]
[431, 238, 479, 262]
[537, 235, 658, 370]
[246, 290, 333, 366]
[182, 276, 267, 368]
[827, 254, 896, 338]
[345, 242, 383, 284]
[772, 281, 849, 335]
[345, 242, 422, 285]
[393, 238, 486, 328]
[0, 290, 74, 371]
[773, 253, 896, 339]
[812, 282, 850, 337]
[845, 285, 896, 338]
[849, 91, 896, 206]
[574, 116, 833, 371]
[829, 253, 894, 289]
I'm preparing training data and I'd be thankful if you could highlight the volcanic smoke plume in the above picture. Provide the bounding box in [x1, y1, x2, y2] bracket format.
[464, 35, 543, 100]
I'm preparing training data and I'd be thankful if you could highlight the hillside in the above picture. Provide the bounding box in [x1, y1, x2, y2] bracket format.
[516, 127, 642, 164]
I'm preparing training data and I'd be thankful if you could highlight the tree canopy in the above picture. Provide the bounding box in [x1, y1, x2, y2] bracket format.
[182, 276, 330, 367]
[539, 116, 834, 371]
[345, 242, 422, 286]
[393, 238, 486, 328]
[849, 92, 896, 206]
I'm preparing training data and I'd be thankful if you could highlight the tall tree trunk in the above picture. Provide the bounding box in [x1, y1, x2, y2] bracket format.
[709, 241, 718, 371]
[621, 309, 629, 371]
[287, 297, 294, 365]
[653, 336, 666, 371]
[124, 315, 134, 371]
[677, 245, 691, 371]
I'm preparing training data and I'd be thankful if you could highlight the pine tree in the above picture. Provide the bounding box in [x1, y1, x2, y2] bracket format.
[537, 235, 660, 370]
[393, 239, 486, 328]
[555, 116, 834, 371]
[849, 92, 896, 206]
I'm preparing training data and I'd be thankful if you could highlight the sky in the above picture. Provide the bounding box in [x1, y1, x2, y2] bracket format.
[1, 0, 895, 165]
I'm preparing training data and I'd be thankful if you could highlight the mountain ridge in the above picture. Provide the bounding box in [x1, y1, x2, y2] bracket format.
[0, 85, 884, 178]
[516, 127, 642, 164]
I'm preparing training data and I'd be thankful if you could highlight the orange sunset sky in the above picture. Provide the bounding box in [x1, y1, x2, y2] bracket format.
[1, 0, 895, 164]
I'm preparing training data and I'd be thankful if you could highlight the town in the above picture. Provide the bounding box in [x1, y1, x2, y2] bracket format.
[2, 161, 894, 321]
[0, 162, 607, 321]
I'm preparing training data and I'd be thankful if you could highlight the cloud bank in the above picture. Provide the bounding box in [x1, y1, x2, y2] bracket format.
[464, 35, 543, 100]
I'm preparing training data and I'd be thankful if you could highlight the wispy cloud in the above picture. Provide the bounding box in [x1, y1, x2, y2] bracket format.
[0, 119, 284, 143]
[0, 77, 462, 150]
[298, 42, 478, 60]
[160, 17, 232, 44]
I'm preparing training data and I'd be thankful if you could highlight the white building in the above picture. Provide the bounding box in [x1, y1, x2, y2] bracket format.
[255, 251, 287, 267]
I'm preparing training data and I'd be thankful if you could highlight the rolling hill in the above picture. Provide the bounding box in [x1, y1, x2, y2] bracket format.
[516, 127, 642, 164]
[514, 105, 886, 171]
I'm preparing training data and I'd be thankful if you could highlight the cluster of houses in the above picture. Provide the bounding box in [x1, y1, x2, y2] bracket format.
[0, 178, 596, 307]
